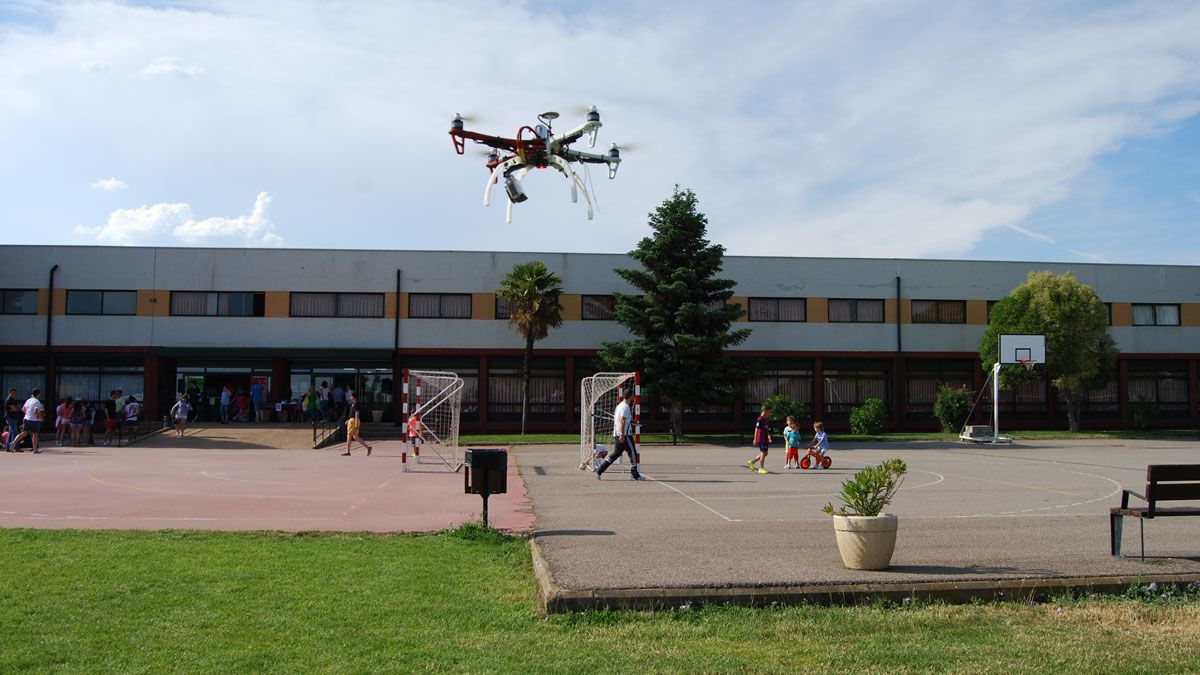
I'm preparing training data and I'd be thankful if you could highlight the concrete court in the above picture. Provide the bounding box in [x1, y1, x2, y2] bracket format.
[517, 439, 1200, 592]
[0, 441, 533, 533]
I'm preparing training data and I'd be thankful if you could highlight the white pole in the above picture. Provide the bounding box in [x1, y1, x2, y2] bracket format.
[992, 361, 1001, 442]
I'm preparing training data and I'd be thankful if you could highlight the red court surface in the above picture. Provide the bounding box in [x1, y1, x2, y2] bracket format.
[0, 442, 532, 533]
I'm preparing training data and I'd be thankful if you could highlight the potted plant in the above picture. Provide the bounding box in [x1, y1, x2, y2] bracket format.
[822, 459, 907, 570]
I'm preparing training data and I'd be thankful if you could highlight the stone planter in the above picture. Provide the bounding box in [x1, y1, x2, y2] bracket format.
[371, 408, 384, 423]
[832, 514, 898, 570]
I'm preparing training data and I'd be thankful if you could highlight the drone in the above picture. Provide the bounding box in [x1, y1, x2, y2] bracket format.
[449, 107, 623, 222]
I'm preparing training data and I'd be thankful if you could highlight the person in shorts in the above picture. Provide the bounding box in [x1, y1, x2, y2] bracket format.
[806, 421, 830, 469]
[342, 391, 372, 457]
[10, 388, 46, 453]
[171, 394, 192, 437]
[783, 416, 802, 469]
[746, 403, 772, 474]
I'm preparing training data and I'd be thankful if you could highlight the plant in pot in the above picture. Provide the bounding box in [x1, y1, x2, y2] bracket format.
[822, 459, 907, 570]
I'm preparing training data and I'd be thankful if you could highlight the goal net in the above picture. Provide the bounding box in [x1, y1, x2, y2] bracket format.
[403, 369, 464, 472]
[579, 372, 639, 470]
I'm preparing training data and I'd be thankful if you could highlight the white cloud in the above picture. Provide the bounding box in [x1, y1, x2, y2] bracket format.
[140, 56, 204, 79]
[90, 177, 127, 191]
[75, 192, 282, 246]
[173, 192, 281, 245]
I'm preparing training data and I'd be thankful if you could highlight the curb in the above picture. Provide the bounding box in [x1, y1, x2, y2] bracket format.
[526, 548, 1200, 613]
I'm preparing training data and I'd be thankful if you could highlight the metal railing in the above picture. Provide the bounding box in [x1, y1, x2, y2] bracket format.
[312, 417, 345, 449]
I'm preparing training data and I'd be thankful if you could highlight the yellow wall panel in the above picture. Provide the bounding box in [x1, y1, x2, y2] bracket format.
[473, 293, 495, 320]
[36, 289, 48, 315]
[399, 292, 409, 318]
[807, 298, 828, 323]
[1180, 303, 1200, 327]
[900, 299, 912, 324]
[50, 288, 67, 315]
[384, 292, 398, 320]
[264, 291, 290, 318]
[729, 296, 748, 319]
[966, 300, 988, 325]
[136, 290, 170, 317]
[1110, 302, 1132, 327]
[561, 294, 582, 321]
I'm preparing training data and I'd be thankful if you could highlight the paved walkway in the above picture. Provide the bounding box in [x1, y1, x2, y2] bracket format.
[517, 440, 1200, 595]
[0, 442, 532, 533]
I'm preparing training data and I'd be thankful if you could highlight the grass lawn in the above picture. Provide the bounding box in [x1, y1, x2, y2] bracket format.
[2, 529, 1199, 673]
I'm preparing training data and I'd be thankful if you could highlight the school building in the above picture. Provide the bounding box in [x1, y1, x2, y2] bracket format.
[2, 245, 1198, 432]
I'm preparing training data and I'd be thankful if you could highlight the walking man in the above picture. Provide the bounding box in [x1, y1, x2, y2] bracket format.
[102, 390, 119, 446]
[594, 388, 644, 481]
[9, 388, 45, 454]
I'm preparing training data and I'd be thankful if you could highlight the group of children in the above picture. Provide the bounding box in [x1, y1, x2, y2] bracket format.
[747, 404, 829, 474]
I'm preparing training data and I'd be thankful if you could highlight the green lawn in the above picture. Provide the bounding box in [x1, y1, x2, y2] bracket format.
[2, 528, 1198, 673]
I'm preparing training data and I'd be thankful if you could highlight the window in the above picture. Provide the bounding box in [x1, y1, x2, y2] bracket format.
[66, 290, 136, 316]
[291, 292, 384, 318]
[495, 296, 512, 320]
[748, 297, 806, 322]
[407, 293, 470, 319]
[582, 295, 616, 320]
[828, 299, 884, 323]
[1, 289, 37, 315]
[1132, 304, 1180, 326]
[172, 292, 266, 317]
[912, 300, 966, 324]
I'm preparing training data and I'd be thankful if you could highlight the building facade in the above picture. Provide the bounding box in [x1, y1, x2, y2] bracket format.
[2, 245, 1198, 432]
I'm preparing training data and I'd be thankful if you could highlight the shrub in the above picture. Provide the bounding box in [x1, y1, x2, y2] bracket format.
[849, 398, 886, 435]
[823, 458, 908, 516]
[1131, 397, 1160, 431]
[933, 385, 975, 432]
[763, 394, 809, 427]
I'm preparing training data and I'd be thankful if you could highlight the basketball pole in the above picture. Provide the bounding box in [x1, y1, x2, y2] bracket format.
[992, 361, 1001, 442]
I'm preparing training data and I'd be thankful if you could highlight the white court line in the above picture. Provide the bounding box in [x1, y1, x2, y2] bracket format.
[641, 473, 741, 522]
[702, 470, 946, 501]
[200, 471, 304, 486]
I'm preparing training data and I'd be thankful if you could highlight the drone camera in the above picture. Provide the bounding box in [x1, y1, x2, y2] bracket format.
[504, 174, 528, 203]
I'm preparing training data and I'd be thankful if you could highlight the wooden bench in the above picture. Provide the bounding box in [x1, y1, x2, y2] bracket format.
[1110, 464, 1200, 559]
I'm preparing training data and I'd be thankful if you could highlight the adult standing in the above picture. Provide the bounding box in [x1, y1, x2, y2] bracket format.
[102, 390, 119, 446]
[10, 388, 45, 454]
[341, 391, 372, 457]
[594, 387, 644, 481]
[318, 381, 330, 420]
[332, 384, 345, 420]
[4, 388, 21, 451]
[250, 380, 265, 423]
[219, 385, 232, 424]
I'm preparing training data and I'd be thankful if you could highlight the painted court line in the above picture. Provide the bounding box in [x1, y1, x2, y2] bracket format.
[642, 473, 741, 522]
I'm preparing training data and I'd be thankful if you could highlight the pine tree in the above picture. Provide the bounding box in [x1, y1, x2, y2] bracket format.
[598, 187, 752, 430]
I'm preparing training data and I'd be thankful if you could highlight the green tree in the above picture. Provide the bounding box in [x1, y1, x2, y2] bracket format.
[598, 187, 752, 428]
[980, 271, 1117, 432]
[497, 261, 564, 434]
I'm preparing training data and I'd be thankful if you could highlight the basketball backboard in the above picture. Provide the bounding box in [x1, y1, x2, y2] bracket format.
[999, 334, 1045, 365]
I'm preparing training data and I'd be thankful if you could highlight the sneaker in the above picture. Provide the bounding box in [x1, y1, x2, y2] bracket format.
[367, 446, 373, 456]
[594, 466, 602, 480]
[757, 468, 769, 474]
[33, 449, 43, 454]
[746, 460, 756, 471]
[341, 451, 351, 456]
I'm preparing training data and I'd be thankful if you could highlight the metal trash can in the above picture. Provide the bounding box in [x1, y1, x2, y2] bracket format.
[464, 448, 507, 527]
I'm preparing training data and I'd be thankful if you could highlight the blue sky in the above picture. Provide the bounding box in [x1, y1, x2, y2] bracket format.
[1, 0, 1198, 263]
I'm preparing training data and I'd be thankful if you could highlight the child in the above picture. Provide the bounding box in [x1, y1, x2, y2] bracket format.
[807, 421, 829, 469]
[171, 394, 192, 437]
[783, 416, 802, 469]
[746, 404, 772, 474]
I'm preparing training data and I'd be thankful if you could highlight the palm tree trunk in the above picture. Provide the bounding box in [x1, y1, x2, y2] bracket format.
[521, 334, 534, 435]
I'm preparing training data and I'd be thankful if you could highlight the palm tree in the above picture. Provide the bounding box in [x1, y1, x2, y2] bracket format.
[497, 261, 564, 434]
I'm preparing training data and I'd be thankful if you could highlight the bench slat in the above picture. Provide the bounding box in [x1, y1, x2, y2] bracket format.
[1148, 465, 1200, 481]
[1149, 483, 1200, 502]
[1112, 506, 1200, 517]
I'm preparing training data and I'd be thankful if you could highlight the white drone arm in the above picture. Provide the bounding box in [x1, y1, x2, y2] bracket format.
[550, 120, 602, 150]
[483, 156, 524, 207]
[546, 156, 593, 220]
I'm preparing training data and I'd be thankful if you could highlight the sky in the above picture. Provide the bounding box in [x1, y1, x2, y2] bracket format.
[1, 0, 1199, 264]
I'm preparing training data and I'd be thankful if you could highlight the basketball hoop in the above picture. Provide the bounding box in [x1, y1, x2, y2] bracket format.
[1018, 359, 1035, 371]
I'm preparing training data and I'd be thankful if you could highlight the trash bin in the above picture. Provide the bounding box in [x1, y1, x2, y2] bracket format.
[464, 448, 507, 527]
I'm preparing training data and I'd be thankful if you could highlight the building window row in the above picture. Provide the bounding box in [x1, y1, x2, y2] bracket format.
[292, 292, 384, 318]
[749, 297, 807, 322]
[173, 291, 266, 317]
[829, 299, 884, 323]
[1132, 303, 1180, 326]
[1, 289, 38, 315]
[67, 290, 137, 316]
[911, 300, 966, 324]
[408, 293, 470, 319]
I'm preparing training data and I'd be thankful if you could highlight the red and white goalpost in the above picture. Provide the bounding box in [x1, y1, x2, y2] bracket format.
[401, 369, 464, 472]
[578, 371, 640, 471]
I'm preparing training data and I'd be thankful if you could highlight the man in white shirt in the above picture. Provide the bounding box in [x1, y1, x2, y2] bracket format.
[9, 388, 46, 454]
[594, 388, 644, 481]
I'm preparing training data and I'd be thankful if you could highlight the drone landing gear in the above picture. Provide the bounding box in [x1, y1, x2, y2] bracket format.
[482, 156, 594, 223]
